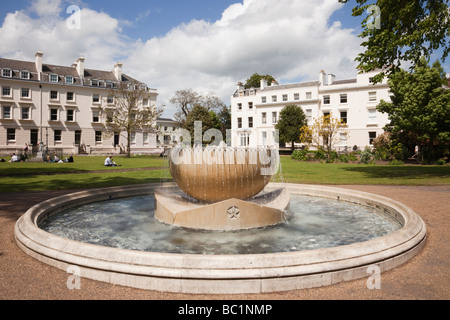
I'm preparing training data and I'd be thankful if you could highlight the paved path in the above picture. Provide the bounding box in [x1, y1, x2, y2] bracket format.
[1, 185, 449, 300]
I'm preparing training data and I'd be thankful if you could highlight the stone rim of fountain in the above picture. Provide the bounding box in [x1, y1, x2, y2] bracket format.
[14, 183, 427, 294]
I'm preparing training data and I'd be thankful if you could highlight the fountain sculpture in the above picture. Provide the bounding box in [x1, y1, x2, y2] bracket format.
[155, 146, 290, 230]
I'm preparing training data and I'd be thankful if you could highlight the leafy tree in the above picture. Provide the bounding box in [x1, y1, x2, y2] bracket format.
[101, 81, 163, 158]
[183, 105, 215, 146]
[339, 0, 450, 82]
[245, 73, 278, 89]
[275, 105, 308, 152]
[210, 105, 232, 142]
[300, 114, 350, 162]
[377, 59, 450, 162]
[170, 89, 226, 123]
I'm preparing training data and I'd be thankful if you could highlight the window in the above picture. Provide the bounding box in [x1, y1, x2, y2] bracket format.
[50, 74, 59, 83]
[237, 117, 242, 129]
[21, 107, 30, 120]
[369, 91, 377, 102]
[91, 80, 98, 87]
[66, 109, 75, 122]
[2, 69, 12, 78]
[2, 106, 12, 119]
[306, 109, 313, 123]
[131, 132, 136, 144]
[272, 112, 277, 124]
[294, 93, 300, 101]
[272, 95, 277, 103]
[50, 91, 58, 100]
[340, 94, 348, 104]
[262, 96, 267, 104]
[240, 133, 250, 147]
[262, 112, 267, 124]
[50, 109, 59, 121]
[54, 130, 62, 143]
[92, 111, 100, 123]
[248, 102, 253, 110]
[66, 92, 74, 102]
[95, 131, 102, 143]
[340, 133, 348, 146]
[323, 95, 330, 105]
[65, 76, 74, 84]
[2, 86, 11, 97]
[262, 131, 267, 146]
[7, 128, 15, 141]
[93, 94, 100, 103]
[369, 77, 374, 84]
[143, 132, 149, 144]
[21, 88, 30, 99]
[282, 94, 288, 102]
[248, 117, 253, 128]
[306, 92, 312, 100]
[369, 132, 377, 145]
[142, 98, 148, 106]
[340, 111, 348, 124]
[237, 103, 242, 111]
[20, 71, 30, 80]
[368, 109, 377, 124]
[108, 95, 114, 104]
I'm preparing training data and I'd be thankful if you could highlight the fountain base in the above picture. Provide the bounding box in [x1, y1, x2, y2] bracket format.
[155, 187, 290, 231]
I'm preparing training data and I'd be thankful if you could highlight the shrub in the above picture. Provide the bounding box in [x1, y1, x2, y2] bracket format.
[434, 159, 446, 166]
[359, 148, 375, 164]
[291, 150, 309, 161]
[314, 149, 325, 160]
[389, 159, 405, 166]
[339, 154, 350, 163]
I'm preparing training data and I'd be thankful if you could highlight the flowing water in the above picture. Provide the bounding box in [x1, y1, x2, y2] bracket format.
[39, 193, 402, 255]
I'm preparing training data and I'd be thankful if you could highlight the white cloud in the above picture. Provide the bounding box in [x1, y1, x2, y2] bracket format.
[124, 0, 362, 117]
[0, 0, 363, 118]
[30, 0, 63, 17]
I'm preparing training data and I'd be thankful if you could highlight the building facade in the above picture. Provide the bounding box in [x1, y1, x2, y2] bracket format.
[156, 118, 183, 149]
[230, 70, 391, 151]
[0, 52, 160, 156]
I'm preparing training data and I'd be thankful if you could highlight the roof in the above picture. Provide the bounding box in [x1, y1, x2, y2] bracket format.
[0, 56, 146, 87]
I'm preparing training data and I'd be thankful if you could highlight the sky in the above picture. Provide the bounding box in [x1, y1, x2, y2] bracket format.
[0, 0, 448, 118]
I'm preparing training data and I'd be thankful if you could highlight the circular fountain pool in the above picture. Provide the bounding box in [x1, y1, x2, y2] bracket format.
[39, 194, 402, 255]
[15, 183, 427, 294]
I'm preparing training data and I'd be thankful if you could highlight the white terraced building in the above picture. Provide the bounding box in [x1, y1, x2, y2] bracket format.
[230, 70, 391, 151]
[0, 51, 160, 156]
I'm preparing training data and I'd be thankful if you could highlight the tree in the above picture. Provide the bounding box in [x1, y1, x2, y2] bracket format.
[101, 81, 163, 158]
[183, 105, 215, 146]
[275, 105, 308, 152]
[170, 89, 225, 123]
[245, 73, 278, 89]
[300, 114, 350, 161]
[377, 59, 450, 162]
[339, 0, 449, 82]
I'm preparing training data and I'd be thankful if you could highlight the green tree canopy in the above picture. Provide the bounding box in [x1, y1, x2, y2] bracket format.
[339, 0, 450, 82]
[275, 105, 308, 151]
[245, 73, 278, 89]
[377, 59, 450, 162]
[183, 105, 215, 146]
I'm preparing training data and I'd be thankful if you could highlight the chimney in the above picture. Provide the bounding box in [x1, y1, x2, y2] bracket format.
[114, 62, 123, 81]
[35, 51, 43, 80]
[319, 70, 327, 86]
[327, 74, 335, 85]
[237, 82, 245, 91]
[260, 79, 268, 90]
[76, 57, 85, 77]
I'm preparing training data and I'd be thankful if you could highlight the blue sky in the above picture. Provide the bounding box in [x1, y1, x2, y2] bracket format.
[0, 0, 447, 118]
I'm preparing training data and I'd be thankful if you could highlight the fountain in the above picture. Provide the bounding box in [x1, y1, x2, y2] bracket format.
[14, 146, 427, 294]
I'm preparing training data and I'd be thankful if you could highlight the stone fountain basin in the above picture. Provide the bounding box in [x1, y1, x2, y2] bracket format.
[14, 183, 427, 294]
[169, 148, 275, 202]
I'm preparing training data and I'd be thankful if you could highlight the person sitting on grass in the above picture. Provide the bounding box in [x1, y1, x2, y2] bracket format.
[105, 156, 120, 167]
[10, 153, 20, 163]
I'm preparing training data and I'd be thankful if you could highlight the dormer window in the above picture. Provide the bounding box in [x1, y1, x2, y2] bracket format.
[20, 71, 30, 80]
[65, 76, 74, 84]
[2, 69, 12, 78]
[91, 80, 98, 87]
[50, 74, 59, 83]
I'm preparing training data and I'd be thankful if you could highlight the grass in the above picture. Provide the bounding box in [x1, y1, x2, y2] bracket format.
[0, 155, 449, 193]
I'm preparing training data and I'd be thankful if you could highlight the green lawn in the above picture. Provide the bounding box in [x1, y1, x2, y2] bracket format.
[0, 155, 449, 193]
